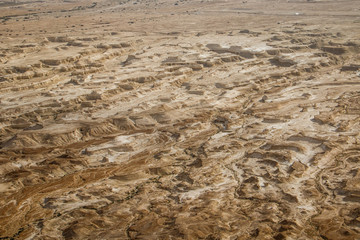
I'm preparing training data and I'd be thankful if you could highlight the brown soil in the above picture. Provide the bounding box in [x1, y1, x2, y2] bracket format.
[1, 0, 360, 239]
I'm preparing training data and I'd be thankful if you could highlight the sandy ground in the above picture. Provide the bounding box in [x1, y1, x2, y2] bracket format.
[0, 0, 360, 239]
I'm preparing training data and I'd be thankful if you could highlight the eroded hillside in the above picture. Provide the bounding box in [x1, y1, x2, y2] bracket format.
[0, 0, 360, 239]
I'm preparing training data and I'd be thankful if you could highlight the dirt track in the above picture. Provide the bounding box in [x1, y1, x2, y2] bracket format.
[1, 0, 360, 239]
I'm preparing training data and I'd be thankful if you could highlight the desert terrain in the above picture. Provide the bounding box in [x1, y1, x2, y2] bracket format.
[0, 0, 360, 239]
